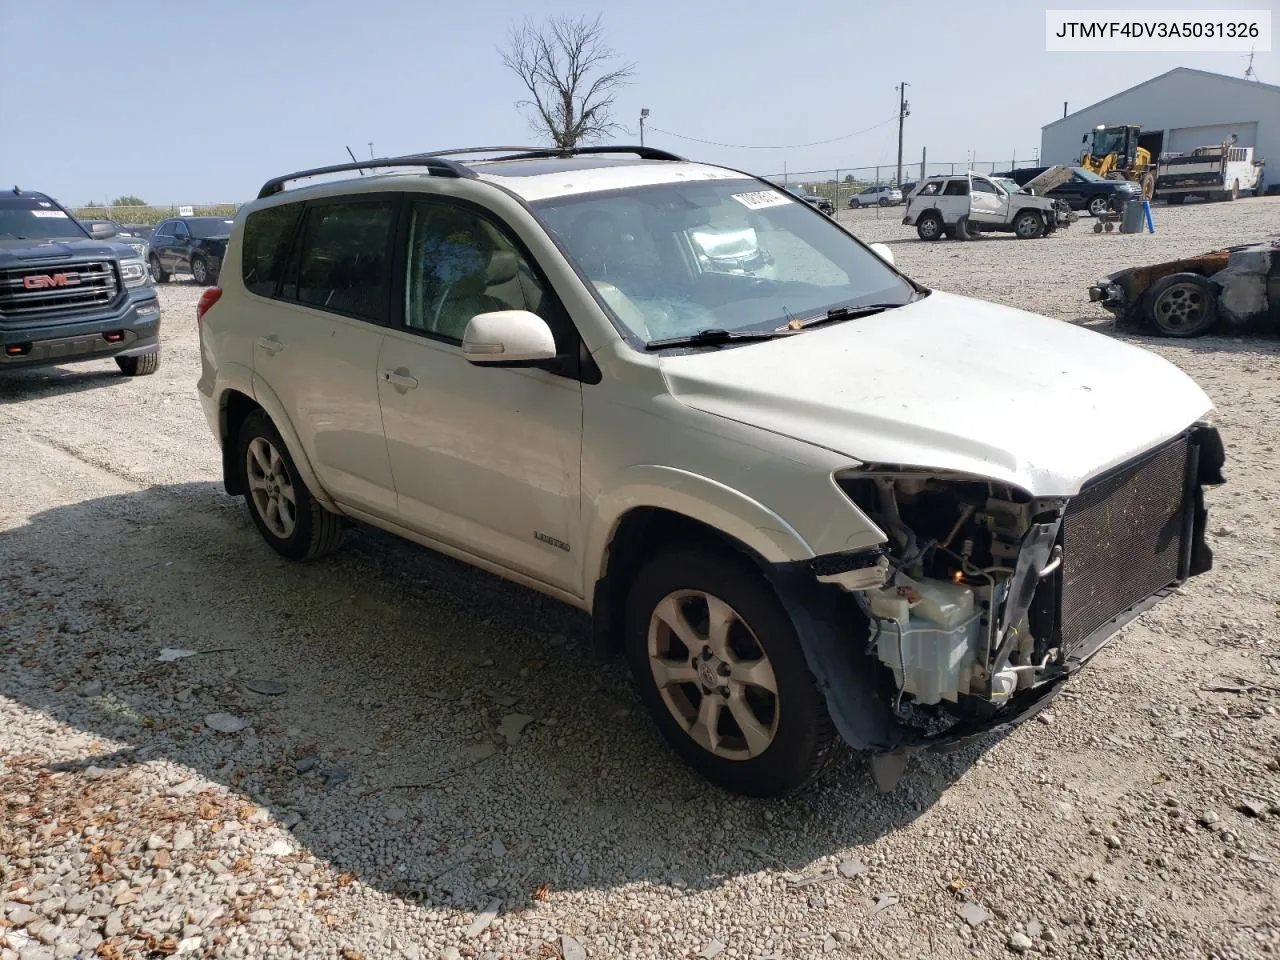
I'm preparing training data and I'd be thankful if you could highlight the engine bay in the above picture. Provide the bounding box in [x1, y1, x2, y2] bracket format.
[834, 472, 1070, 727]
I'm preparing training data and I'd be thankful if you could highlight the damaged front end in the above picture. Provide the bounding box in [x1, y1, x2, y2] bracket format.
[788, 424, 1225, 789]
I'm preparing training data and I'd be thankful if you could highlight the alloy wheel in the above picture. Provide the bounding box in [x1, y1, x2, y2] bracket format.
[245, 436, 297, 539]
[1153, 283, 1209, 334]
[646, 589, 779, 760]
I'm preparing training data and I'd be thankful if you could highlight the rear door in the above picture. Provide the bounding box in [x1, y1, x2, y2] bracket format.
[249, 194, 400, 517]
[151, 221, 175, 269]
[935, 178, 971, 222]
[171, 221, 193, 271]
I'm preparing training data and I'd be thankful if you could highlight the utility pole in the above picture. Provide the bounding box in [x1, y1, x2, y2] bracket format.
[640, 108, 649, 147]
[895, 82, 910, 186]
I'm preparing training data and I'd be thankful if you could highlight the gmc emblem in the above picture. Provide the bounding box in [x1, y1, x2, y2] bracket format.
[23, 273, 80, 290]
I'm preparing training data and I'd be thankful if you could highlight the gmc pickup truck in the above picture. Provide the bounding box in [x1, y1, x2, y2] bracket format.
[1, 188, 161, 376]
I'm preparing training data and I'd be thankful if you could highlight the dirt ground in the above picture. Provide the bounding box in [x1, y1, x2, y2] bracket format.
[2, 196, 1279, 960]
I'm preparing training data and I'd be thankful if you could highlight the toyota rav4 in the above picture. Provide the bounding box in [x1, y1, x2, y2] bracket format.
[197, 147, 1224, 796]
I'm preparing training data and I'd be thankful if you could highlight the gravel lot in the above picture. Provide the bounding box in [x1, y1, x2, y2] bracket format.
[3, 197, 1279, 960]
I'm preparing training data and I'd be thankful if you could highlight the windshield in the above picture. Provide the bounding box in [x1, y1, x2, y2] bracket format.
[993, 177, 1022, 194]
[1089, 129, 1127, 158]
[188, 218, 234, 239]
[0, 198, 90, 241]
[1073, 167, 1107, 183]
[531, 178, 914, 346]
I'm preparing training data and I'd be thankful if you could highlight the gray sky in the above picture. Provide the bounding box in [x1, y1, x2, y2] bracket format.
[2, 0, 1273, 204]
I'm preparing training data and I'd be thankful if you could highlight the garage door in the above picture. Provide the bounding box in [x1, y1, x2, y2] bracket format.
[1167, 121, 1258, 153]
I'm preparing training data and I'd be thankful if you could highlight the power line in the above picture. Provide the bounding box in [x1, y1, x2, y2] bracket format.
[643, 116, 899, 150]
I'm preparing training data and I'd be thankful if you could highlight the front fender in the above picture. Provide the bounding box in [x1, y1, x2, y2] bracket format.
[585, 465, 814, 590]
[251, 373, 338, 511]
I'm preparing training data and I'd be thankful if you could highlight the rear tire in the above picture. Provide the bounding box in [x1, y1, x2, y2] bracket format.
[916, 212, 944, 241]
[116, 350, 160, 376]
[236, 411, 343, 561]
[624, 547, 835, 797]
[149, 255, 170, 283]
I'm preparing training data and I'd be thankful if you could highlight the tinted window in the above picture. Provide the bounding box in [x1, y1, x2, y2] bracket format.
[189, 218, 234, 239]
[971, 178, 997, 194]
[293, 200, 395, 321]
[242, 204, 302, 297]
[943, 180, 969, 196]
[154, 221, 173, 237]
[173, 222, 189, 237]
[404, 200, 552, 343]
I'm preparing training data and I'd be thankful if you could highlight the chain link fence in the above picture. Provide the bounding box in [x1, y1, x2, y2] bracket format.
[71, 203, 243, 226]
[766, 156, 1043, 209]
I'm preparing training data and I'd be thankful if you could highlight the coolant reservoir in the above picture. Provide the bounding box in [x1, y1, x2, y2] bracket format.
[897, 575, 975, 629]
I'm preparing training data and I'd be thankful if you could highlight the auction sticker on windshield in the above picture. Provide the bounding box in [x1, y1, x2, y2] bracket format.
[30, 211, 69, 218]
[731, 190, 792, 210]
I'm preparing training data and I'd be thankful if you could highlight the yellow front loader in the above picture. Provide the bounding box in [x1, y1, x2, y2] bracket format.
[1080, 124, 1156, 199]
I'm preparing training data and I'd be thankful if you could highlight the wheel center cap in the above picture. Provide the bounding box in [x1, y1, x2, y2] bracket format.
[697, 659, 720, 690]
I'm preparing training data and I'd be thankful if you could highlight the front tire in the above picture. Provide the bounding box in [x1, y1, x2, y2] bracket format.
[624, 547, 835, 797]
[916, 212, 944, 241]
[1013, 210, 1045, 239]
[191, 255, 210, 286]
[236, 411, 343, 561]
[1087, 195, 1111, 217]
[116, 350, 160, 376]
[1142, 272, 1218, 337]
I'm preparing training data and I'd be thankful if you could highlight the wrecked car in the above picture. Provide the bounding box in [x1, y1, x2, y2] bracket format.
[201, 146, 1225, 798]
[904, 169, 1076, 241]
[1089, 238, 1280, 337]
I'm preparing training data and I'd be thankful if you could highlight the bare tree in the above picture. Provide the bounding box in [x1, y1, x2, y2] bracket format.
[501, 15, 636, 151]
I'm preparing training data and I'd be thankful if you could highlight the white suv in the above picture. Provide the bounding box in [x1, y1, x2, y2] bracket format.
[197, 146, 1225, 796]
[849, 184, 903, 207]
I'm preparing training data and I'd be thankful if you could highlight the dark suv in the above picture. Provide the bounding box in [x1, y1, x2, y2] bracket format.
[994, 166, 1142, 217]
[1, 189, 161, 376]
[148, 215, 234, 286]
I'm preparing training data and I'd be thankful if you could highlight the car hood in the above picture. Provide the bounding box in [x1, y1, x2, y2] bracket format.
[658, 290, 1214, 496]
[0, 237, 125, 264]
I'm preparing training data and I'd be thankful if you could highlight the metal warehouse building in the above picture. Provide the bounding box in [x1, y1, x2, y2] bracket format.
[1041, 67, 1279, 184]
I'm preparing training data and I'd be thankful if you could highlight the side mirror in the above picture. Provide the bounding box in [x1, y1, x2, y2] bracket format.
[868, 242, 895, 267]
[89, 222, 115, 239]
[462, 310, 558, 365]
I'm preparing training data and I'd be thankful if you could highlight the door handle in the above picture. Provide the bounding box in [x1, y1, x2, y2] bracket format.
[256, 336, 283, 356]
[382, 368, 419, 389]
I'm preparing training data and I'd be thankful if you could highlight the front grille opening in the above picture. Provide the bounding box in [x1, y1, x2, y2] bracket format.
[0, 261, 119, 318]
[1056, 436, 1191, 651]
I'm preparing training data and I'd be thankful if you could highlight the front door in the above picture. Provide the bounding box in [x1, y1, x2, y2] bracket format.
[377, 197, 584, 593]
[968, 176, 1010, 225]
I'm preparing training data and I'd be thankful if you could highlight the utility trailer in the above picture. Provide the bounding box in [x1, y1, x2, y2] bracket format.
[1155, 142, 1263, 204]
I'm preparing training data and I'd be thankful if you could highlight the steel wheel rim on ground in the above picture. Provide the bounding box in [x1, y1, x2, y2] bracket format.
[246, 437, 297, 539]
[1153, 282, 1210, 334]
[646, 589, 780, 761]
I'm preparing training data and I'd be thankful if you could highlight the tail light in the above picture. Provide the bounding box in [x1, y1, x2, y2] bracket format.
[196, 287, 222, 326]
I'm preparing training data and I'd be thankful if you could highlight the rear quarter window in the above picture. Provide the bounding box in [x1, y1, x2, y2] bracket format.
[242, 203, 303, 297]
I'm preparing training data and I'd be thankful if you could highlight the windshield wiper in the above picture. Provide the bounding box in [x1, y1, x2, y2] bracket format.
[775, 302, 904, 332]
[644, 327, 787, 351]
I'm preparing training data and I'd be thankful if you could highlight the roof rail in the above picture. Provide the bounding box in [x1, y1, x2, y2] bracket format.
[256, 155, 478, 200]
[484, 145, 685, 163]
